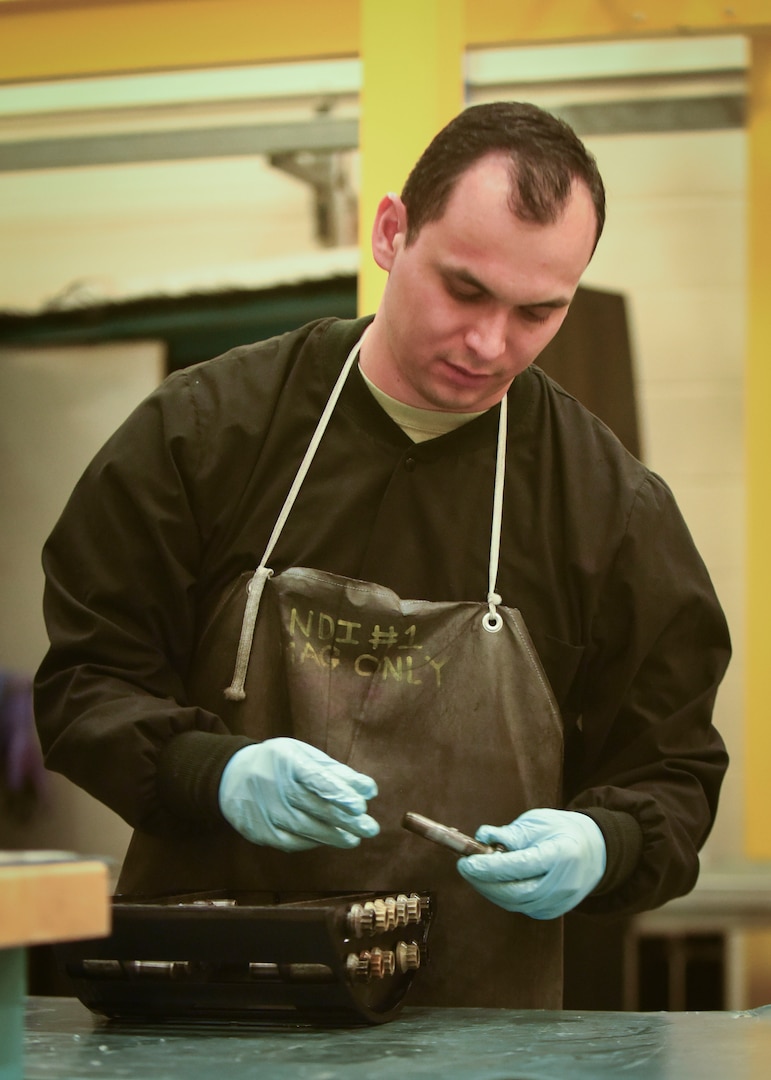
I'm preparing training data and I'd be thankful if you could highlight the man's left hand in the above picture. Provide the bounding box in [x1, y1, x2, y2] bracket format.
[456, 808, 607, 920]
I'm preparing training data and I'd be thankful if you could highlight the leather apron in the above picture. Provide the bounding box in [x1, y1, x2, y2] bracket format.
[119, 333, 565, 1008]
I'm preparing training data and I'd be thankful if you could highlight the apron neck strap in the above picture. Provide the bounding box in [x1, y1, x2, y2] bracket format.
[257, 329, 367, 569]
[224, 331, 366, 702]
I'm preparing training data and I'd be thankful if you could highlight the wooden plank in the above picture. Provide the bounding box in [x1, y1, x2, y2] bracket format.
[0, 0, 360, 81]
[466, 1, 771, 48]
[2, 1, 771, 83]
[0, 854, 110, 949]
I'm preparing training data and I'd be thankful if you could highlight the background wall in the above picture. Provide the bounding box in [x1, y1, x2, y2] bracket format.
[0, 341, 163, 872]
[579, 125, 746, 867]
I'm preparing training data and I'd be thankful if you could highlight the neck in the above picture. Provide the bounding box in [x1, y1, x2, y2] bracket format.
[358, 313, 390, 393]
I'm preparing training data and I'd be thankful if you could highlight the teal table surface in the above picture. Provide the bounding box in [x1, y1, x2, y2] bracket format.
[23, 997, 771, 1080]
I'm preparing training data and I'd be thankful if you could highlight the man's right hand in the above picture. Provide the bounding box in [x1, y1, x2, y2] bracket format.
[217, 737, 380, 852]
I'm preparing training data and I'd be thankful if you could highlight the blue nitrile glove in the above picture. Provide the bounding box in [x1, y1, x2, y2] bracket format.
[456, 808, 607, 920]
[218, 738, 380, 853]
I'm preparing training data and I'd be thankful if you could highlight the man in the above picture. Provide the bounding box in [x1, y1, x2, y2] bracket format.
[34, 102, 729, 1008]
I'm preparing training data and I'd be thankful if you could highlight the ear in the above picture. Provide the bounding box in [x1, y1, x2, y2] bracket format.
[371, 193, 408, 272]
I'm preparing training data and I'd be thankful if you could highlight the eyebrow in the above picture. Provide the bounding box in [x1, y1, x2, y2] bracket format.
[445, 266, 572, 310]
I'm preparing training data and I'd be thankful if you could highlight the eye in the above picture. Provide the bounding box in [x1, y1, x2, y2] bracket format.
[520, 306, 554, 325]
[448, 283, 484, 303]
[443, 274, 485, 303]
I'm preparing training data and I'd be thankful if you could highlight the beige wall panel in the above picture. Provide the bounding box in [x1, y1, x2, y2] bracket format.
[628, 286, 745, 383]
[0, 341, 164, 865]
[0, 158, 320, 311]
[660, 481, 746, 575]
[587, 197, 744, 289]
[641, 386, 743, 478]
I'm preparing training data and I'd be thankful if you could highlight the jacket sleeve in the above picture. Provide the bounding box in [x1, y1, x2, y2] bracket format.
[34, 367, 252, 838]
[564, 472, 730, 915]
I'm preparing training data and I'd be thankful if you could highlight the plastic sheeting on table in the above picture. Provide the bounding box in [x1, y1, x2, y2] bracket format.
[24, 997, 771, 1080]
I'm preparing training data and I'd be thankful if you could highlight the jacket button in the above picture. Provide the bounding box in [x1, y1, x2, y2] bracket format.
[404, 457, 416, 472]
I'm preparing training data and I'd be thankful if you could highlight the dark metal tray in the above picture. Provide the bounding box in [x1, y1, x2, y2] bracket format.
[57, 889, 433, 1026]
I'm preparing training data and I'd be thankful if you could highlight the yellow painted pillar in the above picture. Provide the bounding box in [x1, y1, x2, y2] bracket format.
[358, 0, 464, 315]
[745, 32, 771, 860]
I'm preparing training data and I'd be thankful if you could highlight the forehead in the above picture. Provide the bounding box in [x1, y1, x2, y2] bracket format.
[443, 153, 515, 218]
[411, 155, 597, 302]
[438, 152, 593, 235]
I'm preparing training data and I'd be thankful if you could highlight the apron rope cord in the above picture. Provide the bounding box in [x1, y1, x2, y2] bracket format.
[223, 566, 273, 701]
[483, 394, 508, 634]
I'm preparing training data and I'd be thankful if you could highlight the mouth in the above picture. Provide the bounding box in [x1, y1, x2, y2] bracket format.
[439, 357, 491, 386]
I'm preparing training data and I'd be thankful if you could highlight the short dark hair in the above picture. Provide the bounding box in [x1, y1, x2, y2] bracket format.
[401, 101, 606, 249]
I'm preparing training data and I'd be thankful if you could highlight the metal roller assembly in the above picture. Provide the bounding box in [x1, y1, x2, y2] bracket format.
[57, 889, 434, 1026]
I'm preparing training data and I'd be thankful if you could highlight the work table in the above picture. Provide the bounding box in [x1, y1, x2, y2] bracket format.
[23, 996, 771, 1079]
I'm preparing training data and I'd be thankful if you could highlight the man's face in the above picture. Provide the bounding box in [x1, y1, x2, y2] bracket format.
[362, 152, 598, 413]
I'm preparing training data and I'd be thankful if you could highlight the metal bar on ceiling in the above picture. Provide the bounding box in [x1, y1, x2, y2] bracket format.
[0, 117, 358, 172]
[0, 96, 747, 172]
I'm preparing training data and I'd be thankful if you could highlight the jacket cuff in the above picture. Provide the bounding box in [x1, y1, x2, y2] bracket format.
[156, 729, 255, 824]
[575, 807, 644, 896]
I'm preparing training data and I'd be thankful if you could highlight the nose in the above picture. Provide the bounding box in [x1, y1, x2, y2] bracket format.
[464, 308, 508, 362]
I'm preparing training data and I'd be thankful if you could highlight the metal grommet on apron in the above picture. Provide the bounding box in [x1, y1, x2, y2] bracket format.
[120, 331, 565, 1009]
